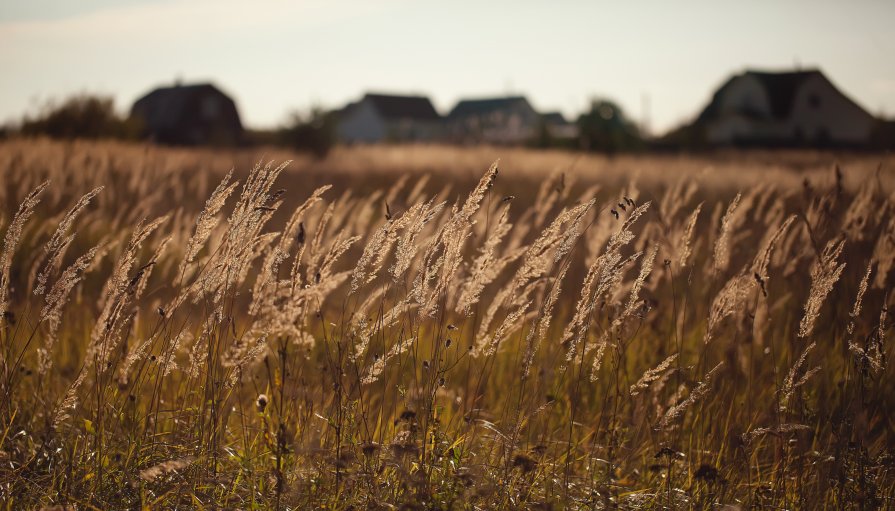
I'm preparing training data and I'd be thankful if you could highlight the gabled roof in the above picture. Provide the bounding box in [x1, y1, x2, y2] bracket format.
[698, 69, 823, 122]
[449, 96, 533, 118]
[362, 93, 440, 121]
[131, 83, 236, 129]
[747, 69, 822, 118]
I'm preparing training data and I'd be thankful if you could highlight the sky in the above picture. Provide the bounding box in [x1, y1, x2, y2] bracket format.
[2, 0, 894, 135]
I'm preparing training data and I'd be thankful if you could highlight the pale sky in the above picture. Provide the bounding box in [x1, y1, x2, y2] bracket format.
[2, 0, 893, 134]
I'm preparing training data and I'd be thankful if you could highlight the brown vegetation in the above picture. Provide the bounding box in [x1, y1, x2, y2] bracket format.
[1, 139, 894, 509]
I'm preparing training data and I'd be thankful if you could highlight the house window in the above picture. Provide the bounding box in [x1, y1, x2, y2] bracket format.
[808, 93, 821, 109]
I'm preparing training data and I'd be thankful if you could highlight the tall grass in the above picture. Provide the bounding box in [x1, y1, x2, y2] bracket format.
[1, 140, 893, 509]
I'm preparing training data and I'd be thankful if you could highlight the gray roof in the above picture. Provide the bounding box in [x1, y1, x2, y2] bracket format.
[449, 96, 534, 118]
[541, 111, 568, 125]
[361, 93, 440, 121]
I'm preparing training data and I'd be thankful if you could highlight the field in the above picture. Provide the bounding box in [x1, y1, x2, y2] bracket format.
[1, 138, 894, 509]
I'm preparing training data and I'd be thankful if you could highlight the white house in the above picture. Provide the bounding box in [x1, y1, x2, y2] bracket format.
[336, 93, 442, 143]
[447, 96, 541, 145]
[695, 69, 876, 147]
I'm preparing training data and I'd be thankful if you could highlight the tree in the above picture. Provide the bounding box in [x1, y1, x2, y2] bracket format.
[577, 99, 643, 154]
[21, 94, 139, 140]
[277, 107, 335, 158]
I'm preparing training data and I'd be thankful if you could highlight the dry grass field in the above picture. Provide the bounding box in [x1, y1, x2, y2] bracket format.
[1, 138, 894, 509]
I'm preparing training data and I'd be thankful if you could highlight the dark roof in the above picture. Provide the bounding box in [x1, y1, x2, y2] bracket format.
[362, 93, 440, 121]
[541, 111, 568, 125]
[748, 70, 822, 118]
[131, 83, 238, 129]
[697, 69, 822, 122]
[449, 96, 533, 118]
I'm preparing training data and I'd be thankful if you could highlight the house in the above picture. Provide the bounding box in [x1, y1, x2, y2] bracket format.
[870, 119, 895, 150]
[693, 68, 876, 147]
[447, 96, 541, 145]
[130, 83, 243, 146]
[541, 111, 579, 141]
[336, 93, 442, 143]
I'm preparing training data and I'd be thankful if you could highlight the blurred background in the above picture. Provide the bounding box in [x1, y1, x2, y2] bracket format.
[1, 0, 894, 155]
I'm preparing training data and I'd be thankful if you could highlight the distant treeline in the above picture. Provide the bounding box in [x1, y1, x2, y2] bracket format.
[5, 94, 338, 157]
[3, 93, 650, 156]
[5, 93, 892, 154]
[18, 95, 142, 141]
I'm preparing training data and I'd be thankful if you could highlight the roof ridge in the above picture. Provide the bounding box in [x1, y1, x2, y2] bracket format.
[365, 92, 433, 99]
[743, 68, 822, 76]
[454, 95, 528, 103]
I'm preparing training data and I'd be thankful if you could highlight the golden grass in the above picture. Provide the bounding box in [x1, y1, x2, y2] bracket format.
[1, 138, 894, 509]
